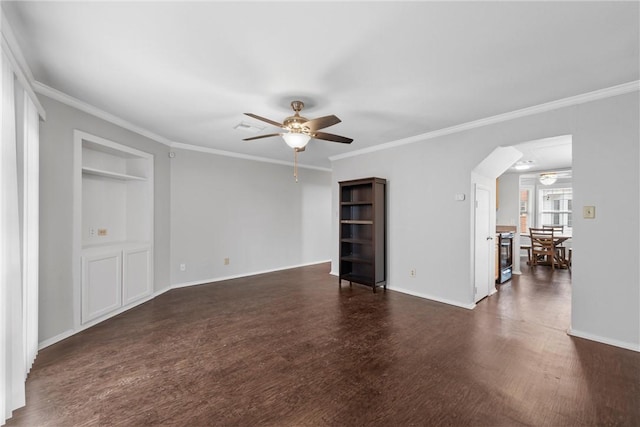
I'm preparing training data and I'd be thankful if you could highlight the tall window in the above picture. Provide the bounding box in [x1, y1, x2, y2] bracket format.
[538, 187, 572, 232]
[519, 187, 533, 233]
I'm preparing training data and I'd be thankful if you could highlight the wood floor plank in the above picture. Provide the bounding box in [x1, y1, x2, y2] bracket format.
[6, 261, 640, 426]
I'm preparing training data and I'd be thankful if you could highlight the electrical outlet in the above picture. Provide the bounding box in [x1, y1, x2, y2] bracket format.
[180, 263, 186, 271]
[89, 227, 96, 236]
[410, 269, 416, 278]
[224, 257, 230, 265]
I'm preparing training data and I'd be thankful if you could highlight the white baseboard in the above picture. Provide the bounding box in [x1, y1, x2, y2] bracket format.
[38, 287, 171, 350]
[171, 260, 331, 289]
[567, 327, 640, 352]
[387, 285, 476, 310]
[38, 329, 76, 350]
[38, 262, 330, 350]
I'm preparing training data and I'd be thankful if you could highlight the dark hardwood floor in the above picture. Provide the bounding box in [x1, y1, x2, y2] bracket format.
[7, 261, 640, 426]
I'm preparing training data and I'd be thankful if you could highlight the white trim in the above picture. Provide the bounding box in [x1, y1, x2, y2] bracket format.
[75, 129, 154, 158]
[33, 78, 640, 170]
[72, 130, 155, 330]
[387, 285, 476, 310]
[170, 142, 332, 172]
[172, 260, 332, 289]
[0, 14, 46, 119]
[38, 260, 331, 349]
[38, 287, 172, 350]
[37, 329, 75, 351]
[34, 82, 332, 172]
[35, 82, 173, 145]
[567, 327, 640, 353]
[329, 80, 640, 162]
[72, 134, 82, 329]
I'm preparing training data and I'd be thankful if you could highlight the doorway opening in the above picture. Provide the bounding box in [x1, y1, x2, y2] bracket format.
[493, 135, 573, 331]
[497, 135, 573, 276]
[472, 135, 573, 313]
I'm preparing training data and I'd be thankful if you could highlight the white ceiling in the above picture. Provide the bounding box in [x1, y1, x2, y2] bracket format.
[3, 1, 639, 169]
[509, 135, 573, 173]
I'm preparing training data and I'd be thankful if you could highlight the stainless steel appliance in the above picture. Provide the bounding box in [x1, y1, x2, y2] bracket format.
[497, 232, 514, 284]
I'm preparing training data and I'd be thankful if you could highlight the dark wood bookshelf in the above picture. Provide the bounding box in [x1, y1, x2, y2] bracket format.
[338, 177, 386, 292]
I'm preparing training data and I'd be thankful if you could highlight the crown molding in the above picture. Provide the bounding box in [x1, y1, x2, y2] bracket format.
[34, 82, 175, 146]
[34, 71, 638, 171]
[329, 80, 640, 162]
[170, 142, 332, 172]
[1, 12, 46, 119]
[36, 81, 331, 172]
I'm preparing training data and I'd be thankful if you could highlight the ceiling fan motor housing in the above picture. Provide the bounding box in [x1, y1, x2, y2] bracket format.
[284, 101, 309, 133]
[283, 115, 309, 133]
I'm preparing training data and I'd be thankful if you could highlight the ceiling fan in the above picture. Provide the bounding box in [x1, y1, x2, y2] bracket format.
[243, 100, 353, 150]
[243, 100, 353, 181]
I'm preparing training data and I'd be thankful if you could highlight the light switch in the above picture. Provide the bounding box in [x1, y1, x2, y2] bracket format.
[583, 206, 595, 219]
[454, 193, 466, 201]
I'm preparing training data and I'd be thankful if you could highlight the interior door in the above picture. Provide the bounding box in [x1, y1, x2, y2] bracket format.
[474, 184, 492, 302]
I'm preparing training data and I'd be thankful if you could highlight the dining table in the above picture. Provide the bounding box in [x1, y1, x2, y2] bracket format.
[521, 233, 572, 269]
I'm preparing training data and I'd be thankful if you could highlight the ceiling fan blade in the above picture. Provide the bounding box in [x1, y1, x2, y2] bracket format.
[303, 115, 341, 131]
[312, 131, 353, 144]
[243, 133, 282, 141]
[244, 113, 284, 129]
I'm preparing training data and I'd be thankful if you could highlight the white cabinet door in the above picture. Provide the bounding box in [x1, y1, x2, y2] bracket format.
[82, 250, 122, 324]
[123, 246, 152, 305]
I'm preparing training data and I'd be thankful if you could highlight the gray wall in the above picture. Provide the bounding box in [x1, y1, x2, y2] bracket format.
[572, 93, 639, 348]
[170, 148, 331, 285]
[39, 95, 172, 343]
[331, 92, 639, 350]
[38, 94, 332, 344]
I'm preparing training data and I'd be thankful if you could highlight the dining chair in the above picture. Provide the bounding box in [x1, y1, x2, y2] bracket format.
[543, 225, 566, 261]
[529, 227, 557, 270]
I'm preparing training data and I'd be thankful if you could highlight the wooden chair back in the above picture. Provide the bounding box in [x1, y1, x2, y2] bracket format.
[529, 227, 556, 270]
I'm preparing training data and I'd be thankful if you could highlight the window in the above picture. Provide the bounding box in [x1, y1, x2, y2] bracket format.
[538, 187, 572, 232]
[519, 187, 533, 233]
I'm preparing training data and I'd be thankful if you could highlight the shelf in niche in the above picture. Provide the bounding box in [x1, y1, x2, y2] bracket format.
[341, 201, 373, 206]
[341, 238, 373, 245]
[82, 167, 146, 181]
[340, 255, 373, 264]
[341, 220, 373, 225]
[82, 240, 151, 253]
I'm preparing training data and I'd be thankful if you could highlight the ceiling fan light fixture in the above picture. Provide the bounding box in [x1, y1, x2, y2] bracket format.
[282, 132, 310, 149]
[514, 160, 534, 171]
[539, 173, 558, 185]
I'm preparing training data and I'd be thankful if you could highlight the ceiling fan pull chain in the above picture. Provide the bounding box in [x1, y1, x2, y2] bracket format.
[294, 149, 298, 182]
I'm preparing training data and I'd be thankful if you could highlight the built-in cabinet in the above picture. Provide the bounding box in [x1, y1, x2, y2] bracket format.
[76, 131, 154, 324]
[339, 177, 386, 292]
